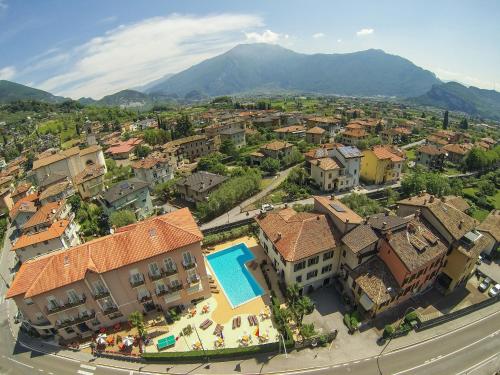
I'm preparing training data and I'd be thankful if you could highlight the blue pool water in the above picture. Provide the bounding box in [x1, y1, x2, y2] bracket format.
[206, 243, 264, 308]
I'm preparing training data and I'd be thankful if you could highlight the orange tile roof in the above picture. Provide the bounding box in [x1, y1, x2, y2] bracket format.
[12, 219, 69, 251]
[342, 129, 368, 138]
[274, 125, 306, 133]
[9, 193, 39, 220]
[6, 208, 202, 299]
[255, 208, 337, 262]
[306, 126, 326, 134]
[131, 156, 169, 169]
[22, 201, 65, 230]
[417, 145, 446, 156]
[312, 157, 339, 170]
[261, 141, 293, 151]
[371, 146, 404, 162]
[313, 195, 364, 225]
[11, 182, 32, 197]
[106, 138, 142, 155]
[308, 116, 341, 124]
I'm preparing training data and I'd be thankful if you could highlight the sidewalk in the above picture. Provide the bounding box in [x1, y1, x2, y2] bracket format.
[8, 295, 500, 374]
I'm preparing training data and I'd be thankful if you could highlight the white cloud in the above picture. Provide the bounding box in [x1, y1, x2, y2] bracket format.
[356, 28, 374, 36]
[37, 13, 263, 99]
[337, 39, 342, 43]
[100, 15, 117, 24]
[0, 0, 7, 10]
[433, 67, 500, 90]
[0, 66, 16, 80]
[244, 29, 287, 44]
[312, 32, 325, 39]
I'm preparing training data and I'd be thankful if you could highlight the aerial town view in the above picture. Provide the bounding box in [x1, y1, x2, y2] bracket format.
[0, 1, 499, 374]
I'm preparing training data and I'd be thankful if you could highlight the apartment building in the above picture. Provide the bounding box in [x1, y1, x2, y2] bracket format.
[360, 145, 404, 184]
[255, 207, 339, 294]
[340, 128, 369, 146]
[132, 155, 175, 188]
[274, 126, 306, 140]
[416, 145, 446, 170]
[305, 127, 327, 144]
[163, 135, 217, 162]
[176, 171, 227, 203]
[6, 209, 210, 341]
[73, 164, 106, 199]
[101, 178, 153, 220]
[250, 141, 294, 165]
[306, 116, 342, 139]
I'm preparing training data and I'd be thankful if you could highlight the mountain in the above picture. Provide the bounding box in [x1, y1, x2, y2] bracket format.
[0, 80, 65, 103]
[146, 44, 440, 98]
[96, 89, 153, 107]
[412, 82, 500, 120]
[134, 73, 174, 93]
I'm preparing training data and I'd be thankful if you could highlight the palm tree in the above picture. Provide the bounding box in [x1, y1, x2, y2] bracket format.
[286, 283, 301, 307]
[129, 311, 146, 337]
[295, 296, 314, 327]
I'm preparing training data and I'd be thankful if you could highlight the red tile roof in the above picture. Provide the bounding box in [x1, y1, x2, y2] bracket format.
[12, 220, 69, 251]
[6, 208, 202, 299]
[9, 193, 39, 220]
[371, 146, 404, 162]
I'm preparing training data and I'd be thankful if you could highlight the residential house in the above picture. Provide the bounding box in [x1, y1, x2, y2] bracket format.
[426, 135, 449, 148]
[219, 127, 246, 149]
[305, 127, 327, 144]
[380, 127, 412, 145]
[73, 165, 106, 199]
[163, 135, 217, 162]
[176, 171, 227, 203]
[249, 141, 294, 165]
[101, 179, 153, 220]
[313, 195, 363, 235]
[415, 145, 446, 170]
[6, 208, 210, 340]
[306, 116, 342, 139]
[397, 194, 492, 293]
[274, 126, 306, 140]
[477, 210, 500, 256]
[310, 158, 341, 192]
[11, 182, 34, 204]
[32, 145, 106, 186]
[340, 128, 369, 146]
[255, 208, 339, 294]
[12, 200, 80, 262]
[360, 146, 404, 184]
[331, 146, 362, 189]
[442, 144, 471, 164]
[105, 138, 143, 159]
[39, 179, 75, 205]
[9, 193, 39, 234]
[132, 155, 175, 188]
[0, 175, 15, 211]
[339, 224, 378, 282]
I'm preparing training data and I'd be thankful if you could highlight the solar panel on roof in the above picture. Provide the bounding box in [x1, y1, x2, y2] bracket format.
[330, 203, 346, 212]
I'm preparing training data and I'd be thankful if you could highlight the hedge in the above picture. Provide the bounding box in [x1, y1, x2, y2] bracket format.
[142, 341, 291, 362]
[203, 224, 256, 246]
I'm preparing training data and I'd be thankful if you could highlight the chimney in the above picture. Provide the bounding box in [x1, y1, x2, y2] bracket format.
[344, 218, 350, 233]
[277, 232, 282, 240]
[415, 209, 421, 219]
[316, 215, 320, 220]
[459, 220, 464, 229]
[382, 221, 387, 228]
[385, 230, 392, 241]
[429, 195, 435, 203]
[441, 196, 446, 202]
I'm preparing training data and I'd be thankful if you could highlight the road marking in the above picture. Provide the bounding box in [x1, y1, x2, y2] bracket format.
[393, 328, 500, 374]
[457, 353, 498, 375]
[6, 357, 34, 369]
[80, 364, 96, 370]
[77, 371, 94, 375]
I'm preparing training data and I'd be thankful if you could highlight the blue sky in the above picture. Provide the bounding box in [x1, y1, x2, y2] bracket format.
[1, 0, 499, 99]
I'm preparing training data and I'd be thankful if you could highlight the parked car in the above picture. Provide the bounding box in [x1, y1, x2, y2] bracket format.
[476, 255, 483, 265]
[478, 277, 492, 292]
[261, 204, 274, 212]
[488, 283, 500, 297]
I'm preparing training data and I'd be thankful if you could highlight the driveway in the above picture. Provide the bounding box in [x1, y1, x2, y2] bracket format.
[479, 258, 500, 284]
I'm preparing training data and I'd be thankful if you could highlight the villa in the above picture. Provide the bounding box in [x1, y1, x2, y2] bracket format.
[101, 178, 153, 220]
[360, 145, 404, 185]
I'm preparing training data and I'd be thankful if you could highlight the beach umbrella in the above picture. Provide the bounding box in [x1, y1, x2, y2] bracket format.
[96, 336, 106, 345]
[122, 336, 134, 347]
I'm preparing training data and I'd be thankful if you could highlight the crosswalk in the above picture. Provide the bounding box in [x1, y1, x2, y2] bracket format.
[77, 363, 96, 375]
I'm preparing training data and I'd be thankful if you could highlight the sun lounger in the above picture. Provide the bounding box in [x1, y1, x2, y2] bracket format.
[248, 315, 254, 326]
[210, 285, 218, 289]
[251, 315, 258, 325]
[199, 319, 213, 330]
[232, 317, 238, 330]
[156, 335, 176, 351]
[212, 290, 220, 294]
[237, 316, 241, 327]
[213, 324, 224, 336]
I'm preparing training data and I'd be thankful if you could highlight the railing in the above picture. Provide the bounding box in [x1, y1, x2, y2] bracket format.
[148, 270, 164, 282]
[164, 267, 178, 277]
[169, 284, 183, 292]
[102, 306, 119, 315]
[182, 257, 197, 270]
[156, 288, 169, 297]
[138, 293, 152, 303]
[55, 310, 95, 329]
[92, 290, 110, 300]
[187, 274, 201, 286]
[46, 294, 87, 315]
[129, 274, 145, 287]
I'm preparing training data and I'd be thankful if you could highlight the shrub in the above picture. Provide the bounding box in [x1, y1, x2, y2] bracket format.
[383, 324, 394, 338]
[404, 311, 419, 323]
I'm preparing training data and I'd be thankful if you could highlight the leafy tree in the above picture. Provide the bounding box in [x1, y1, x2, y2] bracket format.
[261, 158, 280, 174]
[134, 144, 151, 158]
[143, 128, 170, 145]
[128, 311, 146, 337]
[67, 195, 82, 213]
[197, 153, 227, 175]
[282, 148, 304, 167]
[110, 210, 137, 228]
[464, 147, 490, 171]
[96, 209, 111, 236]
[341, 193, 383, 216]
[174, 114, 193, 139]
[443, 110, 449, 129]
[459, 118, 469, 130]
[153, 179, 179, 203]
[478, 180, 496, 196]
[300, 323, 317, 339]
[401, 167, 452, 197]
[220, 139, 238, 159]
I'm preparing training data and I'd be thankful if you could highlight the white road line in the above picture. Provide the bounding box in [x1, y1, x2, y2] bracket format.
[80, 364, 96, 370]
[393, 329, 500, 375]
[457, 353, 498, 375]
[77, 370, 94, 375]
[6, 357, 34, 369]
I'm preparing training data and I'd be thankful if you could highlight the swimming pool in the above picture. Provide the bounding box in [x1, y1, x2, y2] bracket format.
[206, 243, 264, 308]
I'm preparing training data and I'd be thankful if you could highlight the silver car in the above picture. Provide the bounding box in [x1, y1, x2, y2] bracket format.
[478, 277, 492, 292]
[488, 283, 500, 297]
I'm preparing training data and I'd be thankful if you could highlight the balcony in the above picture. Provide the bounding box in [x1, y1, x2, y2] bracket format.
[148, 270, 164, 282]
[46, 294, 87, 315]
[28, 318, 54, 329]
[187, 274, 201, 286]
[155, 288, 169, 297]
[138, 293, 152, 303]
[102, 306, 119, 315]
[169, 283, 183, 292]
[164, 267, 178, 277]
[129, 274, 145, 288]
[92, 290, 110, 300]
[55, 310, 96, 329]
[182, 257, 197, 270]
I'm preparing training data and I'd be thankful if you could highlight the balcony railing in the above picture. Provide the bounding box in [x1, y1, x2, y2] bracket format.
[155, 288, 169, 297]
[187, 274, 201, 286]
[148, 270, 164, 282]
[129, 274, 145, 288]
[164, 267, 178, 277]
[46, 294, 87, 315]
[92, 290, 110, 300]
[102, 306, 119, 315]
[169, 283, 183, 292]
[55, 310, 95, 329]
[182, 257, 197, 270]
[138, 293, 152, 303]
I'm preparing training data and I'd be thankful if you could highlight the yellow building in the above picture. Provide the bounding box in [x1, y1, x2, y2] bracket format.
[360, 145, 404, 184]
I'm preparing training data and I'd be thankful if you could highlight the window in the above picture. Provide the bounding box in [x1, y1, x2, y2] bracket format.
[342, 250, 346, 258]
[323, 251, 334, 261]
[296, 275, 302, 283]
[24, 298, 33, 305]
[44, 240, 49, 245]
[306, 270, 318, 280]
[66, 289, 79, 303]
[182, 252, 194, 265]
[148, 262, 160, 276]
[129, 269, 143, 283]
[321, 265, 332, 274]
[93, 280, 107, 295]
[164, 257, 176, 272]
[308, 256, 319, 267]
[293, 261, 306, 272]
[47, 296, 58, 310]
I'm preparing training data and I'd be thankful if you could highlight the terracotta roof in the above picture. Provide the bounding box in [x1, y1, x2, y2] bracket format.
[39, 180, 72, 202]
[13, 219, 69, 251]
[342, 129, 368, 138]
[341, 225, 378, 253]
[442, 143, 470, 155]
[314, 196, 364, 225]
[387, 219, 447, 272]
[274, 125, 306, 133]
[426, 135, 448, 146]
[166, 135, 207, 148]
[33, 146, 101, 170]
[22, 201, 65, 230]
[477, 210, 500, 242]
[131, 156, 169, 169]
[73, 165, 105, 185]
[261, 141, 293, 151]
[371, 146, 404, 162]
[306, 126, 326, 135]
[393, 127, 412, 135]
[9, 193, 39, 219]
[346, 123, 363, 130]
[481, 137, 496, 145]
[255, 208, 337, 262]
[417, 145, 446, 156]
[7, 208, 202, 299]
[308, 116, 341, 124]
[106, 138, 142, 155]
[11, 182, 32, 197]
[444, 196, 471, 212]
[351, 257, 400, 305]
[311, 157, 339, 171]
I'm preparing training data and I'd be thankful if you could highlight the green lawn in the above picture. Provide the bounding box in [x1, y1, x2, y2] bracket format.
[405, 149, 416, 161]
[444, 167, 461, 176]
[469, 207, 490, 222]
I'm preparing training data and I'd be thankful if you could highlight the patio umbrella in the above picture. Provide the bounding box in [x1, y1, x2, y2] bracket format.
[122, 336, 134, 347]
[96, 336, 106, 345]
